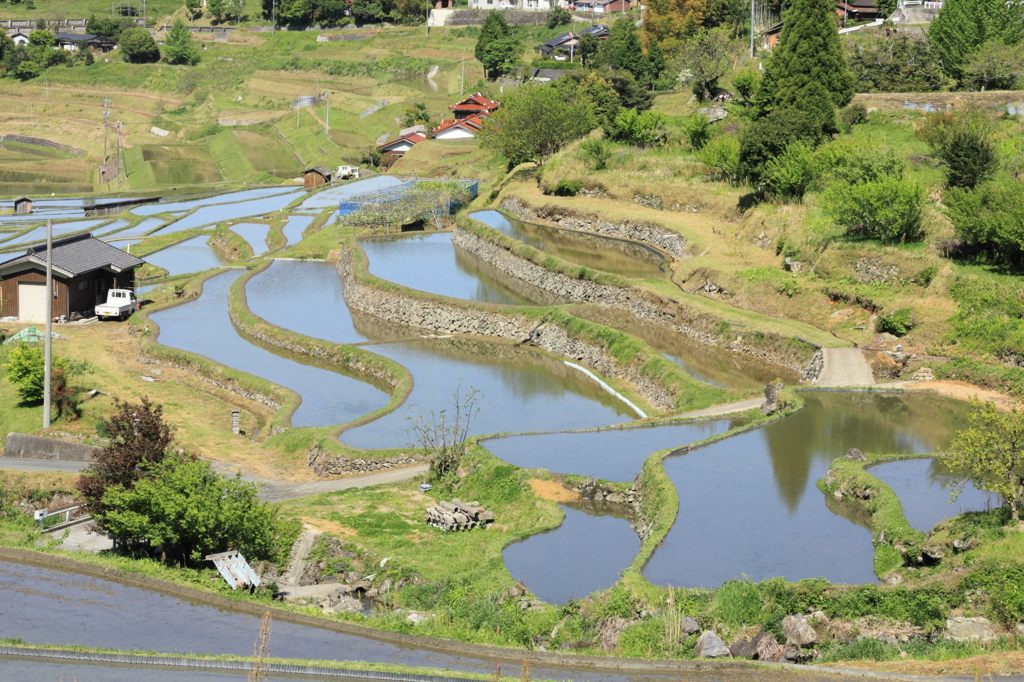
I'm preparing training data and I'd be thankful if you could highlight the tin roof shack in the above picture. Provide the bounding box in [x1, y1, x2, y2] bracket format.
[0, 233, 144, 322]
[83, 196, 160, 217]
[13, 196, 32, 215]
[304, 166, 334, 188]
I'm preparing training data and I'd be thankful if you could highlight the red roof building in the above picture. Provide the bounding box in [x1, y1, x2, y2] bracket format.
[449, 93, 500, 120]
[376, 132, 427, 168]
[433, 115, 488, 139]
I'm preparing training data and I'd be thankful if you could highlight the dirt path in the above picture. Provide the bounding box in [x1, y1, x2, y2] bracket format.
[254, 463, 428, 502]
[0, 94, 157, 119]
[816, 348, 876, 387]
[674, 397, 764, 419]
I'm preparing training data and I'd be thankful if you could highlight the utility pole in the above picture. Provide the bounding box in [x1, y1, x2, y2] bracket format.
[461, 54, 465, 95]
[272, 0, 276, 34]
[750, 0, 755, 57]
[324, 92, 330, 136]
[43, 219, 52, 430]
[102, 97, 111, 176]
[118, 120, 127, 179]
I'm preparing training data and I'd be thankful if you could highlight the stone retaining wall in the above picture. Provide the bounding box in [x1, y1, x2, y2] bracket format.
[138, 357, 282, 410]
[308, 444, 422, 477]
[3, 433, 102, 462]
[499, 197, 690, 260]
[338, 252, 677, 412]
[453, 225, 816, 376]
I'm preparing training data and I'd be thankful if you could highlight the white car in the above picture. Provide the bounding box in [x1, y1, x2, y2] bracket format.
[95, 289, 140, 321]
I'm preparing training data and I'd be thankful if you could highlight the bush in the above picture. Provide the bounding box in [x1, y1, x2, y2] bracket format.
[877, 308, 915, 336]
[101, 454, 296, 565]
[712, 579, 763, 626]
[680, 113, 711, 150]
[738, 108, 825, 184]
[481, 84, 596, 167]
[732, 69, 759, 106]
[918, 110, 999, 189]
[610, 109, 666, 148]
[14, 60, 41, 80]
[546, 178, 582, 196]
[696, 134, 740, 182]
[546, 5, 571, 28]
[839, 102, 868, 127]
[944, 180, 1024, 267]
[823, 176, 924, 243]
[580, 137, 613, 170]
[761, 143, 816, 201]
[3, 343, 44, 402]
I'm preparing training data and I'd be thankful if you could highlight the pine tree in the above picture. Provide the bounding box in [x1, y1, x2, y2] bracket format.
[163, 18, 201, 65]
[755, 0, 853, 127]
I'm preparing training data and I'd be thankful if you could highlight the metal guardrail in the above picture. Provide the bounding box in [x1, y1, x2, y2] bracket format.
[34, 501, 85, 529]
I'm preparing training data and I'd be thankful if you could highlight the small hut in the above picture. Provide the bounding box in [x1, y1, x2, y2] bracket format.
[13, 196, 32, 215]
[304, 166, 334, 189]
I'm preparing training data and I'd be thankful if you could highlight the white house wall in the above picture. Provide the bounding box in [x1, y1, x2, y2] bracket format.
[435, 127, 475, 140]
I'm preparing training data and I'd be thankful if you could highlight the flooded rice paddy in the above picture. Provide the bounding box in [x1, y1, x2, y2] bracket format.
[471, 210, 667, 279]
[153, 191, 301, 234]
[231, 222, 271, 256]
[151, 270, 388, 429]
[144, 235, 227, 276]
[282, 213, 316, 246]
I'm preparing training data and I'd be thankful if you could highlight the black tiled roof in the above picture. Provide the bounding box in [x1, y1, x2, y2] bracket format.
[0, 233, 144, 277]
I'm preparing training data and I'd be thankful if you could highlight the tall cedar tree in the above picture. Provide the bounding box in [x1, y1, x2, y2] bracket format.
[77, 397, 176, 517]
[928, 0, 1024, 82]
[163, 18, 201, 65]
[755, 0, 853, 130]
[475, 12, 517, 79]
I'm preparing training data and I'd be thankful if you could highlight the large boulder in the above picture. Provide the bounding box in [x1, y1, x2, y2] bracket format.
[694, 630, 731, 658]
[334, 595, 363, 613]
[680, 616, 700, 636]
[760, 381, 786, 416]
[782, 614, 819, 648]
[945, 616, 998, 643]
[730, 640, 757, 659]
[753, 631, 782, 661]
[845, 448, 867, 462]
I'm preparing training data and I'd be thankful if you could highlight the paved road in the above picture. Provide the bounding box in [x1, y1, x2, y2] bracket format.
[815, 348, 876, 388]
[0, 457, 88, 473]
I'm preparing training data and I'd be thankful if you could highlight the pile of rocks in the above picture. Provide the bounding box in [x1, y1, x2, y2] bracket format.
[691, 613, 824, 662]
[308, 444, 421, 477]
[424, 499, 495, 531]
[912, 366, 935, 381]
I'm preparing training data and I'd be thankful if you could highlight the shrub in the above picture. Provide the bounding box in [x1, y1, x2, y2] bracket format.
[681, 113, 712, 150]
[877, 308, 915, 336]
[712, 579, 763, 626]
[610, 109, 666, 148]
[761, 143, 817, 201]
[119, 28, 160, 64]
[546, 5, 571, 28]
[3, 343, 44, 402]
[918, 110, 999, 189]
[914, 265, 938, 286]
[580, 137, 614, 170]
[738, 107, 825, 184]
[14, 60, 41, 80]
[823, 176, 924, 243]
[732, 69, 760, 106]
[839, 102, 868, 127]
[481, 84, 596, 166]
[944, 180, 1024, 267]
[696, 134, 740, 182]
[547, 178, 582, 196]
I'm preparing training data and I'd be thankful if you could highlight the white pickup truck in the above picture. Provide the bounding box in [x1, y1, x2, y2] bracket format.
[95, 289, 140, 321]
[336, 165, 360, 179]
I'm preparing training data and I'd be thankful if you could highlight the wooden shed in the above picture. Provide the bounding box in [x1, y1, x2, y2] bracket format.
[0, 233, 144, 322]
[304, 166, 334, 188]
[13, 196, 32, 215]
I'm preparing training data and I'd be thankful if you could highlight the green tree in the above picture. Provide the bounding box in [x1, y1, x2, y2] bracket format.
[28, 29, 55, 47]
[14, 59, 41, 80]
[918, 109, 999, 189]
[100, 454, 292, 565]
[928, 0, 1024, 82]
[207, 0, 228, 19]
[555, 70, 621, 127]
[610, 108, 667, 147]
[675, 27, 733, 101]
[696, 134, 741, 183]
[944, 180, 1024, 267]
[962, 39, 1024, 91]
[845, 33, 945, 92]
[481, 83, 597, 167]
[77, 397, 175, 517]
[680, 112, 711, 149]
[578, 33, 599, 66]
[402, 101, 431, 127]
[581, 136, 614, 170]
[87, 15, 127, 40]
[118, 28, 160, 63]
[596, 18, 647, 81]
[184, 0, 203, 20]
[754, 0, 853, 125]
[738, 107, 825, 184]
[3, 343, 44, 402]
[761, 143, 817, 201]
[163, 18, 201, 65]
[351, 0, 385, 21]
[475, 12, 518, 79]
[547, 5, 571, 28]
[732, 68, 760, 106]
[823, 176, 924, 243]
[946, 402, 1024, 522]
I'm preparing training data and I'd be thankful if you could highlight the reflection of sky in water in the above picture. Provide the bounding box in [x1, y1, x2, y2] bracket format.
[341, 339, 632, 450]
[504, 504, 639, 604]
[96, 219, 129, 236]
[486, 419, 738, 482]
[298, 176, 405, 209]
[247, 260, 369, 345]
[902, 102, 939, 112]
[144, 235, 226, 276]
[282, 213, 315, 246]
[230, 222, 270, 256]
[870, 457, 999, 532]
[132, 187, 297, 216]
[0, 660, 249, 682]
[362, 232, 537, 305]
[152, 192, 301, 234]
[644, 392, 973, 588]
[151, 271, 387, 428]
[103, 217, 167, 239]
[4, 219, 108, 246]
